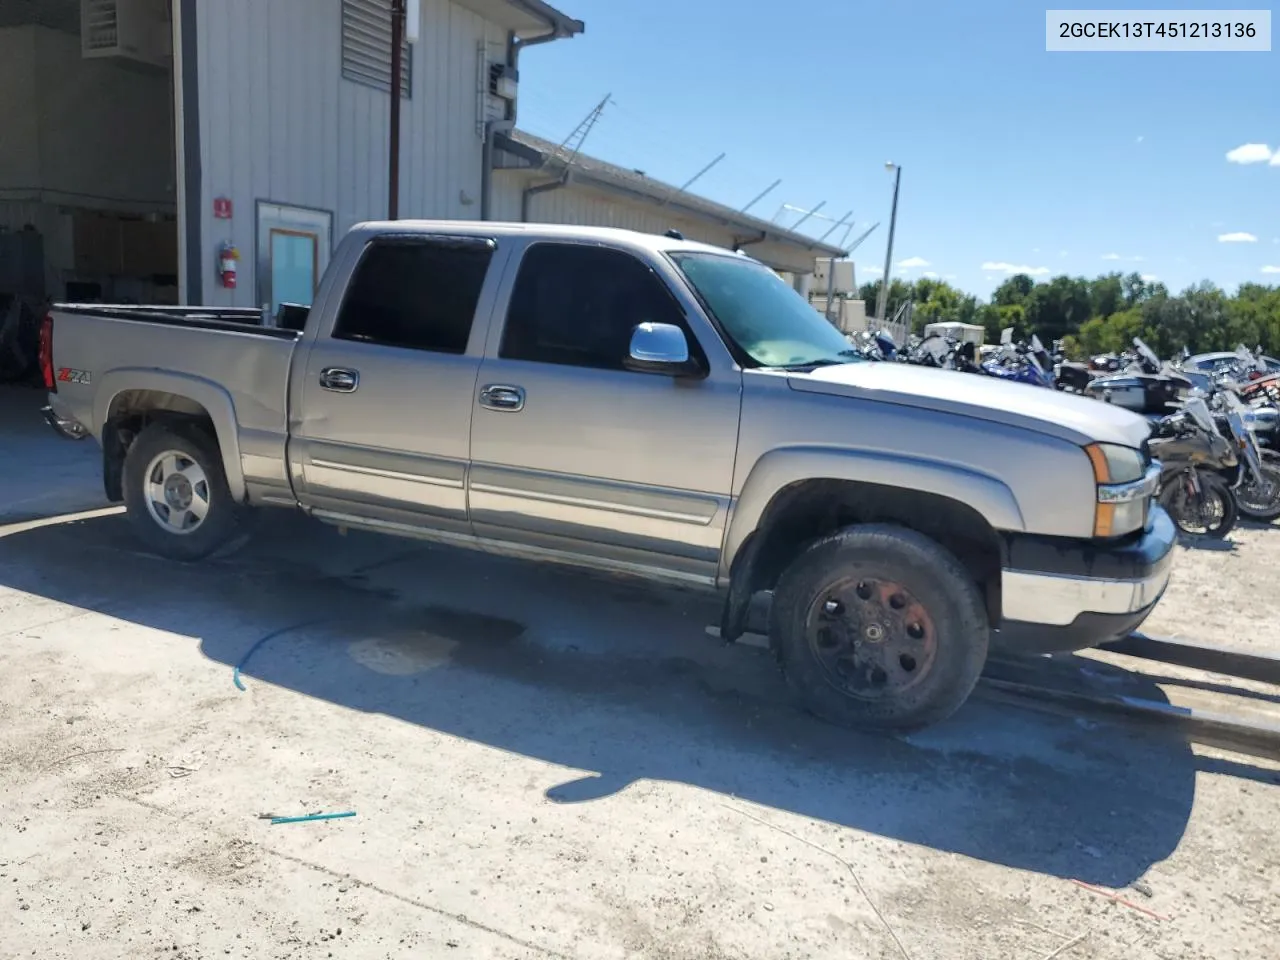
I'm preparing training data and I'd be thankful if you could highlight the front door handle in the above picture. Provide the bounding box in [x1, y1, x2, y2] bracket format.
[319, 367, 359, 393]
[479, 384, 525, 412]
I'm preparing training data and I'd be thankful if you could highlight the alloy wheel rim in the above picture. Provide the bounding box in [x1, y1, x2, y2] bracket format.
[143, 450, 210, 535]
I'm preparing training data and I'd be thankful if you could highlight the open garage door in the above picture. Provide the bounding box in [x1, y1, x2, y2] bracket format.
[0, 0, 177, 387]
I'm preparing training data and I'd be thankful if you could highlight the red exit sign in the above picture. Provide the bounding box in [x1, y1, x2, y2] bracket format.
[213, 197, 233, 219]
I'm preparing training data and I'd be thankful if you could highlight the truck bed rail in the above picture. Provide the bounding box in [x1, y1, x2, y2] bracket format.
[50, 304, 301, 340]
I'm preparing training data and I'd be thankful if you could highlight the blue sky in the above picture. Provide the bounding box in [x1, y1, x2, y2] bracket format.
[516, 0, 1278, 298]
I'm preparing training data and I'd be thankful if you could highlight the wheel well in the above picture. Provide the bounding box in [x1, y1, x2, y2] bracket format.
[102, 390, 218, 502]
[741, 479, 1006, 626]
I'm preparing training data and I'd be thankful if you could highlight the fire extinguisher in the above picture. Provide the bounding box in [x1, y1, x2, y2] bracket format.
[218, 243, 240, 289]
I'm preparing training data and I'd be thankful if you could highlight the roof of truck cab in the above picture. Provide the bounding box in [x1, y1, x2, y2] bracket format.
[348, 220, 757, 260]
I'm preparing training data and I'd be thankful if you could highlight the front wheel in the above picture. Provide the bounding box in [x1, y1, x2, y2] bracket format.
[1235, 463, 1280, 522]
[1158, 470, 1237, 539]
[769, 524, 989, 732]
[122, 421, 248, 561]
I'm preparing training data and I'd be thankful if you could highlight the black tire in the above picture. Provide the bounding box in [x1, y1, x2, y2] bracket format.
[1235, 463, 1280, 522]
[769, 524, 989, 732]
[1159, 471, 1237, 539]
[122, 421, 248, 561]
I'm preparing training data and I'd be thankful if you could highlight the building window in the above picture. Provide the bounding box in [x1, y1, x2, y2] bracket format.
[333, 239, 495, 354]
[500, 244, 690, 371]
[341, 0, 412, 98]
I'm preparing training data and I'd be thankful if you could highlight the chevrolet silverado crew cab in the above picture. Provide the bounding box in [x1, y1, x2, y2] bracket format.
[39, 221, 1175, 731]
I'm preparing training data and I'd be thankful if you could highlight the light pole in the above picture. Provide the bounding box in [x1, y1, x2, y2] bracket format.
[874, 162, 902, 324]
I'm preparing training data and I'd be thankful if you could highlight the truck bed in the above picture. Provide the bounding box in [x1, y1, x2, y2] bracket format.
[44, 303, 302, 504]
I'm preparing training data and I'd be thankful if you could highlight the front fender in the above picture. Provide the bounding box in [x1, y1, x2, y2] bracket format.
[721, 445, 1025, 581]
[93, 368, 247, 502]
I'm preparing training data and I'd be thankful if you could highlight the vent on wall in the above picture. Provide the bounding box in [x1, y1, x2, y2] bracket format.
[342, 0, 412, 98]
[81, 0, 170, 68]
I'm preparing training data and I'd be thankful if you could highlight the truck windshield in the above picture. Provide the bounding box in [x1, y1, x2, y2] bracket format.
[669, 252, 861, 369]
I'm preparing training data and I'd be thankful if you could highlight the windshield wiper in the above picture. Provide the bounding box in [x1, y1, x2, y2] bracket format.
[773, 354, 858, 371]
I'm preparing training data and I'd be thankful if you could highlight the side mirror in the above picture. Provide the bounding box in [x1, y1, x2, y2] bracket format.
[623, 322, 702, 377]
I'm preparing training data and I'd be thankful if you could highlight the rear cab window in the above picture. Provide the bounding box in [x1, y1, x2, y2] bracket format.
[333, 237, 496, 353]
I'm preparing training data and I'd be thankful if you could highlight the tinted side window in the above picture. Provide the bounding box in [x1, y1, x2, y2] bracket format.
[500, 243, 687, 370]
[333, 239, 494, 353]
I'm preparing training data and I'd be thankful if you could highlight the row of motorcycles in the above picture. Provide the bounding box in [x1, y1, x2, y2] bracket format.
[849, 328, 1280, 539]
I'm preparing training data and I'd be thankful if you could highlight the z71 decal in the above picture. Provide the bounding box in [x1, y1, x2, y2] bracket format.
[56, 368, 92, 385]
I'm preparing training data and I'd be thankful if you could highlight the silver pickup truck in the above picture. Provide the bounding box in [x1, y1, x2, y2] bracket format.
[39, 220, 1175, 731]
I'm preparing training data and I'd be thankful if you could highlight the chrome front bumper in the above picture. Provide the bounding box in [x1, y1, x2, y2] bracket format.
[994, 504, 1176, 652]
[1001, 566, 1171, 627]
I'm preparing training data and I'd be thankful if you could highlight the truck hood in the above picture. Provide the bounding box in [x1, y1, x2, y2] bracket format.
[789, 362, 1153, 448]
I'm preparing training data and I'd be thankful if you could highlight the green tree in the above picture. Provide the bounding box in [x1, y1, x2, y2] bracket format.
[992, 274, 1035, 307]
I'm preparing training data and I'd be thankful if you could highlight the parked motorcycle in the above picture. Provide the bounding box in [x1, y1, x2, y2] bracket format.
[1051, 339, 1094, 393]
[1212, 388, 1280, 522]
[1150, 396, 1239, 538]
[981, 329, 1055, 388]
[1085, 337, 1191, 415]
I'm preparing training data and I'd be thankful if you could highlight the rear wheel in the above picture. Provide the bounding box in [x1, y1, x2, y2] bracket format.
[123, 422, 248, 561]
[769, 524, 989, 732]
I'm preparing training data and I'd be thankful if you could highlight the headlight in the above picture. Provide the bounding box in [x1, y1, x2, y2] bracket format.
[1084, 443, 1145, 484]
[1084, 443, 1149, 537]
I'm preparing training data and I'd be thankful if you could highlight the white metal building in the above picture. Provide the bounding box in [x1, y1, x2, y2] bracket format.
[491, 130, 844, 276]
[1, 0, 839, 316]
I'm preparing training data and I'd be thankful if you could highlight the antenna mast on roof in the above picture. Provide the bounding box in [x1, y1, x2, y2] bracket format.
[552, 94, 611, 169]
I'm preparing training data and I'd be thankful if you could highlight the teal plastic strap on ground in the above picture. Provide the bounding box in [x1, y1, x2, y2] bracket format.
[269, 811, 356, 825]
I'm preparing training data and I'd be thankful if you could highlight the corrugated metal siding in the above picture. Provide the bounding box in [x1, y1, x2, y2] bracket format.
[493, 171, 824, 276]
[196, 0, 498, 306]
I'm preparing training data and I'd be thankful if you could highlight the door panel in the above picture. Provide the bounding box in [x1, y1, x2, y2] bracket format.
[290, 236, 502, 528]
[293, 343, 478, 524]
[468, 242, 741, 575]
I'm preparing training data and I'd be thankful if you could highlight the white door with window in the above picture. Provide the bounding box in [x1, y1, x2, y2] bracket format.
[468, 241, 743, 582]
[255, 202, 333, 315]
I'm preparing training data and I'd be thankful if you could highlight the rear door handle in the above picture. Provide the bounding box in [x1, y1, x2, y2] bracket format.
[319, 367, 359, 393]
[479, 384, 525, 412]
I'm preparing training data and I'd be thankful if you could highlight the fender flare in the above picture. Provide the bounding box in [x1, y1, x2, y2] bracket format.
[721, 445, 1025, 581]
[93, 368, 247, 502]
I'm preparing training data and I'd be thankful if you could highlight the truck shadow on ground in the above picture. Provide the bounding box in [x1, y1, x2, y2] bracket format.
[0, 507, 1257, 891]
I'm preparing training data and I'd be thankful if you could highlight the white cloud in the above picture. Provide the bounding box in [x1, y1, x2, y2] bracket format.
[922, 271, 939, 278]
[898, 256, 930, 268]
[1131, 255, 1145, 262]
[984, 275, 995, 282]
[1219, 232, 1258, 243]
[982, 261, 1051, 276]
[1140, 274, 1158, 282]
[1226, 143, 1273, 164]
[1262, 265, 1280, 274]
[1272, 153, 1280, 167]
[863, 266, 883, 275]
[1101, 253, 1121, 260]
[944, 273, 957, 280]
